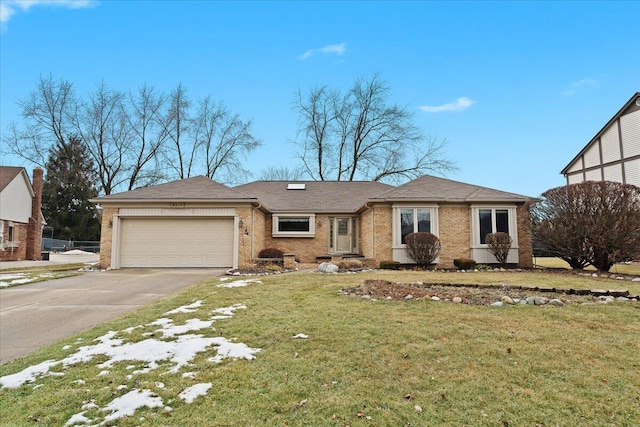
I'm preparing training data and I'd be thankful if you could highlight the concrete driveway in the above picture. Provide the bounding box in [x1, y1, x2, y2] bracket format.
[0, 269, 223, 364]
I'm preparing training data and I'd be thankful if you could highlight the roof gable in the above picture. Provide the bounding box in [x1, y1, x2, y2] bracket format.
[372, 175, 530, 202]
[96, 176, 254, 201]
[561, 92, 640, 174]
[0, 166, 33, 196]
[234, 181, 394, 212]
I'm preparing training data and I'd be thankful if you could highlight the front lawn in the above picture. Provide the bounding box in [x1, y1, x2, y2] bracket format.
[1, 270, 638, 426]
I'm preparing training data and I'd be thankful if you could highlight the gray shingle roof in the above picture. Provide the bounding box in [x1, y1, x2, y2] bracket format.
[234, 181, 394, 213]
[94, 175, 530, 208]
[96, 176, 255, 201]
[371, 175, 530, 202]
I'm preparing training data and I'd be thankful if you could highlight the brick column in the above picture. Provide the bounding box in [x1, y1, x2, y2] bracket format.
[26, 167, 44, 260]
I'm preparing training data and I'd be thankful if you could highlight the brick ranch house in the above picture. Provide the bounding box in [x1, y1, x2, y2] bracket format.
[0, 166, 45, 262]
[93, 174, 533, 270]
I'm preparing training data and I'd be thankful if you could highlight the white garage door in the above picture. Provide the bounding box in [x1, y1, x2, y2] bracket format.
[119, 217, 234, 268]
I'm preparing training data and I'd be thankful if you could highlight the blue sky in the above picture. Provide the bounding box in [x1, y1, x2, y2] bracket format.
[1, 0, 638, 197]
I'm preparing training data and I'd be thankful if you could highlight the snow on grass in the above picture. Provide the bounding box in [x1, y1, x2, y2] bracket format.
[164, 300, 203, 315]
[179, 383, 212, 404]
[2, 279, 265, 425]
[0, 360, 60, 389]
[217, 278, 262, 288]
[101, 389, 164, 422]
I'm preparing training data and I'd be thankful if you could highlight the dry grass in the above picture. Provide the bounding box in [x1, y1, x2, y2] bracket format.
[1, 269, 639, 426]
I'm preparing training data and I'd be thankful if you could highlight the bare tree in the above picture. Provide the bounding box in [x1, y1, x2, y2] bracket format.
[72, 81, 131, 195]
[5, 77, 261, 193]
[532, 181, 640, 271]
[123, 84, 168, 191]
[192, 96, 261, 184]
[162, 83, 195, 179]
[3, 75, 77, 166]
[293, 74, 455, 182]
[258, 165, 305, 181]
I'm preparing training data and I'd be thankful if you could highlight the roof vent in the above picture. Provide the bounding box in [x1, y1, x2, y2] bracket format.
[287, 183, 306, 190]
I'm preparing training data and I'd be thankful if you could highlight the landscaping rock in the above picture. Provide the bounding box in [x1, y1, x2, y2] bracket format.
[404, 294, 414, 300]
[526, 296, 536, 305]
[534, 297, 549, 305]
[490, 301, 504, 307]
[501, 296, 515, 305]
[632, 277, 640, 282]
[549, 299, 565, 306]
[431, 296, 440, 301]
[452, 297, 463, 303]
[318, 262, 339, 273]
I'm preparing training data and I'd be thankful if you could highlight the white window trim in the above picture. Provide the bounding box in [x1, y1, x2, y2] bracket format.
[0, 220, 4, 249]
[392, 205, 439, 248]
[272, 214, 316, 238]
[470, 205, 519, 248]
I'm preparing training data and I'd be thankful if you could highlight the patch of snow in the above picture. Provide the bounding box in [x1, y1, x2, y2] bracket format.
[0, 360, 60, 389]
[63, 345, 72, 350]
[293, 333, 309, 339]
[0, 273, 26, 280]
[8, 278, 35, 285]
[155, 381, 165, 389]
[154, 318, 215, 338]
[60, 249, 94, 255]
[164, 300, 203, 315]
[181, 371, 197, 378]
[101, 389, 164, 422]
[207, 338, 261, 364]
[97, 370, 110, 376]
[65, 411, 92, 426]
[179, 383, 212, 404]
[217, 279, 262, 288]
[211, 304, 247, 317]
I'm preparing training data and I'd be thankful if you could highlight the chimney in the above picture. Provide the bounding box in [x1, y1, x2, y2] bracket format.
[26, 167, 44, 260]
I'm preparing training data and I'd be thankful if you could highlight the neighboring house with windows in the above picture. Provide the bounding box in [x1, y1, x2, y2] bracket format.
[0, 166, 45, 261]
[561, 92, 640, 187]
[93, 174, 532, 270]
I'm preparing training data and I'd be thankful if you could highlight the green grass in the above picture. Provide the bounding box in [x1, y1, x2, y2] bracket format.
[1, 270, 639, 426]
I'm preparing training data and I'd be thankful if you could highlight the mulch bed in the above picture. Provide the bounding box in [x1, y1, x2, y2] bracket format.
[341, 279, 627, 305]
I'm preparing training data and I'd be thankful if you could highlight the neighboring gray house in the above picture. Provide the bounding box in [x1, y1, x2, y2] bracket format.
[561, 92, 640, 187]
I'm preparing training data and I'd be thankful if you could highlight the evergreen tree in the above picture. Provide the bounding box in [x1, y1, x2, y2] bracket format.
[42, 136, 101, 242]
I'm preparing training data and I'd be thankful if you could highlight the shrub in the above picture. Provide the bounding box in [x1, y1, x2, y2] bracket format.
[486, 232, 512, 266]
[404, 232, 441, 267]
[454, 258, 476, 270]
[258, 248, 284, 258]
[379, 260, 402, 270]
[532, 181, 640, 271]
[338, 259, 364, 270]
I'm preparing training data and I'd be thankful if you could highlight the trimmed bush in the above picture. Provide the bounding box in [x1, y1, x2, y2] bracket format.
[454, 258, 476, 270]
[258, 248, 284, 258]
[404, 232, 441, 267]
[338, 259, 364, 270]
[379, 260, 402, 270]
[486, 232, 512, 266]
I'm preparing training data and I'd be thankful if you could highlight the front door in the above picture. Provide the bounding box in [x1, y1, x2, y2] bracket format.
[335, 217, 352, 253]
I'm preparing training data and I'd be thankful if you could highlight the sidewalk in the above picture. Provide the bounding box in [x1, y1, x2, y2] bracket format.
[0, 251, 99, 271]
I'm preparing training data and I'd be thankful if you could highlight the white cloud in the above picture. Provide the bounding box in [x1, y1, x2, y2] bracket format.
[1, 0, 95, 24]
[419, 97, 475, 113]
[298, 43, 347, 60]
[562, 78, 598, 96]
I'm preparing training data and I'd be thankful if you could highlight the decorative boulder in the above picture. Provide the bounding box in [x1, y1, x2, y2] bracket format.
[318, 262, 339, 273]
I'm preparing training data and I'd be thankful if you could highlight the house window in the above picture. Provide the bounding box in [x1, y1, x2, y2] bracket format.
[396, 207, 436, 246]
[272, 214, 316, 237]
[8, 224, 15, 242]
[474, 207, 514, 245]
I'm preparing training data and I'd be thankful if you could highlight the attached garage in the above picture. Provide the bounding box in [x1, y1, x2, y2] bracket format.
[118, 217, 234, 268]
